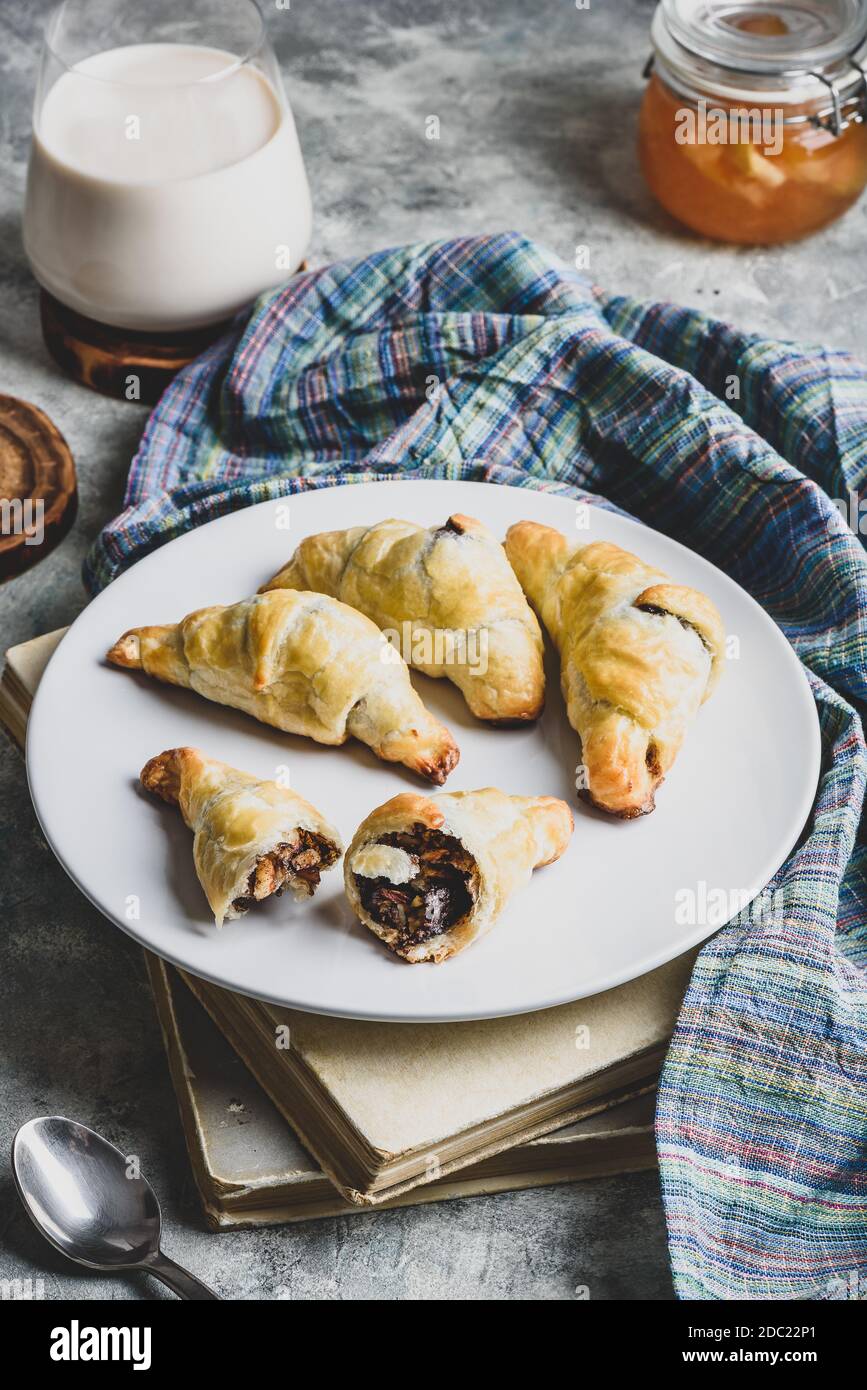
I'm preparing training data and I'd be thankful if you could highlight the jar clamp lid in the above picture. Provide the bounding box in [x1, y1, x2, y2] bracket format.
[647, 0, 867, 132]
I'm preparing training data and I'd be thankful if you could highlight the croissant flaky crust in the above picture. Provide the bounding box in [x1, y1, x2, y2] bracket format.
[108, 590, 459, 784]
[141, 747, 342, 926]
[505, 522, 726, 818]
[260, 514, 545, 723]
[345, 787, 573, 963]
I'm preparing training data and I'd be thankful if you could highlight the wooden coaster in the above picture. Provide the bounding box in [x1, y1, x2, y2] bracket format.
[40, 291, 234, 405]
[0, 394, 78, 582]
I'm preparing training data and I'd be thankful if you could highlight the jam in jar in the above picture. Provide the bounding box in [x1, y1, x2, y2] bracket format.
[640, 0, 867, 243]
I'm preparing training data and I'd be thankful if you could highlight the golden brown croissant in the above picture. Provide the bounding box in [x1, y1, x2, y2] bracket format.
[141, 746, 342, 926]
[505, 522, 725, 818]
[108, 590, 459, 783]
[345, 787, 573, 962]
[260, 514, 545, 723]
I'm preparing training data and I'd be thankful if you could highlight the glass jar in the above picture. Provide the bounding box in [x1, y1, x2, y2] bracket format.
[639, 0, 867, 243]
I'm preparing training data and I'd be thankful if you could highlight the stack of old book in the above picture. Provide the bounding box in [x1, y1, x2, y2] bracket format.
[2, 631, 692, 1227]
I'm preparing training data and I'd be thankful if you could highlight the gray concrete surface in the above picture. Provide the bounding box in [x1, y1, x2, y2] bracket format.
[1, 0, 864, 1302]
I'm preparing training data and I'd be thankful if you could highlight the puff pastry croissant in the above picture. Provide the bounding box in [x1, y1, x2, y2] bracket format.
[505, 522, 725, 818]
[141, 746, 342, 926]
[260, 514, 545, 723]
[345, 787, 573, 963]
[108, 591, 459, 783]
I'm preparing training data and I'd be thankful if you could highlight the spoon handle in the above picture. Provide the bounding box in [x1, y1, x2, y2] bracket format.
[146, 1251, 220, 1300]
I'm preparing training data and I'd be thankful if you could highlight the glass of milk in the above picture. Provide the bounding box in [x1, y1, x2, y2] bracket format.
[24, 0, 312, 332]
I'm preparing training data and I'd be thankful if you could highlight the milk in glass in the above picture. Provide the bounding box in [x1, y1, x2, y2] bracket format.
[24, 43, 312, 330]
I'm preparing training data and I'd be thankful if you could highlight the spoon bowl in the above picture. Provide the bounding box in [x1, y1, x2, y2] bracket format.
[13, 1116, 159, 1267]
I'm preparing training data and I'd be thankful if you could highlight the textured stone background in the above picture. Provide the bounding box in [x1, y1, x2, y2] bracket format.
[1, 0, 865, 1301]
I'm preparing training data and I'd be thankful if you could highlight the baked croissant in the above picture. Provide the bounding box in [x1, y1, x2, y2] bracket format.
[345, 788, 573, 963]
[505, 522, 725, 818]
[260, 515, 545, 723]
[141, 746, 342, 927]
[107, 591, 459, 784]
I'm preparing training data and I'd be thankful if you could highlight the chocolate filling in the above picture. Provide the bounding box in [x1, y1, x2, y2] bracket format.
[435, 516, 466, 537]
[645, 740, 662, 776]
[231, 829, 339, 914]
[356, 824, 478, 947]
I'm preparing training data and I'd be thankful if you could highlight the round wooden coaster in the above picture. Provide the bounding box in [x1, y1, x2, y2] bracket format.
[40, 291, 235, 405]
[40, 268, 309, 405]
[0, 394, 78, 582]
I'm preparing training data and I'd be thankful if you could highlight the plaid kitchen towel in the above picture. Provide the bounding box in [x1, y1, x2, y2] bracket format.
[86, 233, 867, 1301]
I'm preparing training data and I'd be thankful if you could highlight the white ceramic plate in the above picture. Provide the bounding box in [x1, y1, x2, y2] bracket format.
[27, 480, 820, 1022]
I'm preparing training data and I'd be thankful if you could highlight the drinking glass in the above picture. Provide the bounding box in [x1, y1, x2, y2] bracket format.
[24, 0, 312, 332]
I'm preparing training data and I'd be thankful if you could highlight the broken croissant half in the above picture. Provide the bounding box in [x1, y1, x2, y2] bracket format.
[141, 746, 342, 927]
[345, 788, 573, 963]
[505, 522, 726, 818]
[259, 514, 545, 723]
[108, 590, 459, 784]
